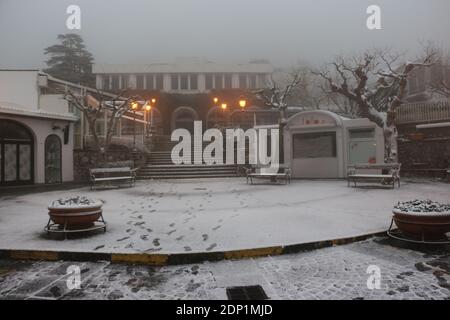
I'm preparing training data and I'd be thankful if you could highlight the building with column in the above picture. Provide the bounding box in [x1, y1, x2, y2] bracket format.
[92, 58, 275, 135]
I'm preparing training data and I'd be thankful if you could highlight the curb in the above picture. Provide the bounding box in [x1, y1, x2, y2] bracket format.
[0, 231, 387, 266]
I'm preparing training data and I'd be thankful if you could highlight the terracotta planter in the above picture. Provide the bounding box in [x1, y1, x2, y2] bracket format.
[393, 209, 450, 241]
[48, 200, 103, 229]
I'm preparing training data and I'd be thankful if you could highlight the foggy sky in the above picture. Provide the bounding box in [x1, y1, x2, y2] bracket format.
[1, 0, 450, 69]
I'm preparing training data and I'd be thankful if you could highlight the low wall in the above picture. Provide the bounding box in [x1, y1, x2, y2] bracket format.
[74, 146, 145, 182]
[398, 124, 450, 178]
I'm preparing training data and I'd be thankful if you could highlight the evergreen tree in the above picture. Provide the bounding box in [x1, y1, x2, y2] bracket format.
[44, 33, 94, 86]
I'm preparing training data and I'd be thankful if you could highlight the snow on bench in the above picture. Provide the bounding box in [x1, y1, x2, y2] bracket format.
[246, 165, 291, 185]
[89, 167, 137, 190]
[347, 163, 401, 188]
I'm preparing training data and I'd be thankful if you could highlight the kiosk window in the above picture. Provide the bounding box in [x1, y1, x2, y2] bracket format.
[293, 132, 337, 158]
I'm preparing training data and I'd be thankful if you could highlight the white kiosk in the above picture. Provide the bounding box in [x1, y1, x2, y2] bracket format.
[283, 110, 384, 178]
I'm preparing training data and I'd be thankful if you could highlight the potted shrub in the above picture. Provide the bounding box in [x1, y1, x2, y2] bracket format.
[393, 200, 450, 241]
[48, 196, 103, 229]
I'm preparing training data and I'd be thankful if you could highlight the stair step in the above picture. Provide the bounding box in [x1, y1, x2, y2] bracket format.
[138, 174, 238, 180]
[139, 170, 237, 175]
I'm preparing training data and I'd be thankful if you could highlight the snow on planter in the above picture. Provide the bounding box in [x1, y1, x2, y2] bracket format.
[393, 199, 450, 215]
[48, 196, 103, 210]
[392, 199, 450, 241]
[48, 196, 104, 229]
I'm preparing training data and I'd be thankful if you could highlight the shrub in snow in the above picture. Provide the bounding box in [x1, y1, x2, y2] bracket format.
[394, 200, 450, 214]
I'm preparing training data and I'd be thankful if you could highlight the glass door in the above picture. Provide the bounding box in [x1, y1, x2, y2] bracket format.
[45, 135, 62, 184]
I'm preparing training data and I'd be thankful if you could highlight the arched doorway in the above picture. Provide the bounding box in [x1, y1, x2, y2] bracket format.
[171, 107, 199, 134]
[45, 135, 62, 184]
[0, 119, 34, 185]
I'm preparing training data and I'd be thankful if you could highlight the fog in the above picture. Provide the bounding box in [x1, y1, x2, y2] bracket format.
[1, 0, 449, 68]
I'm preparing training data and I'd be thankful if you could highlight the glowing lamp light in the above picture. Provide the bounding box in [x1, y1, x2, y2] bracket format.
[239, 98, 247, 108]
[213, 97, 219, 104]
[145, 104, 151, 111]
[131, 102, 138, 110]
[221, 103, 227, 110]
[151, 98, 156, 104]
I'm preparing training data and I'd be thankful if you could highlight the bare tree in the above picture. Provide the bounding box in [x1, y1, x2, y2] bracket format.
[253, 72, 302, 123]
[63, 88, 138, 153]
[430, 52, 450, 98]
[314, 48, 437, 162]
[253, 71, 303, 163]
[433, 81, 450, 98]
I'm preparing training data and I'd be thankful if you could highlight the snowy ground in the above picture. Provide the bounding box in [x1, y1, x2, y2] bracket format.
[0, 178, 449, 254]
[0, 238, 448, 300]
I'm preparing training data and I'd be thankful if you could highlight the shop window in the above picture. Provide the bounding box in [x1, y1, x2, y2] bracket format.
[293, 132, 337, 159]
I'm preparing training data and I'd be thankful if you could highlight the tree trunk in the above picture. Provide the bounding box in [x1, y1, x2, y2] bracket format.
[87, 116, 101, 152]
[279, 107, 288, 164]
[383, 124, 398, 163]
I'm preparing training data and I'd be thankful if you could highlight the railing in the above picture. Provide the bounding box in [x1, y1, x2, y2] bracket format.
[84, 135, 145, 150]
[396, 101, 450, 124]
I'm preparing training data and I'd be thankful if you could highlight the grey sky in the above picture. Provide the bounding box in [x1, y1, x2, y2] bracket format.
[1, 0, 449, 69]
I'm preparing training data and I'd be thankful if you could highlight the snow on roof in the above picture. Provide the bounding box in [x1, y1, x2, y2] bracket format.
[0, 102, 78, 121]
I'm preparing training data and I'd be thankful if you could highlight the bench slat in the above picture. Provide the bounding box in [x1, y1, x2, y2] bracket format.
[349, 174, 393, 179]
[92, 177, 133, 181]
[90, 167, 131, 173]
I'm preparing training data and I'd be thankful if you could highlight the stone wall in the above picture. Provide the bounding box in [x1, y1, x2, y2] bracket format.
[398, 124, 450, 178]
[73, 145, 145, 182]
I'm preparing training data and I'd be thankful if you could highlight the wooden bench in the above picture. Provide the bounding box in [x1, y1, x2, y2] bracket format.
[347, 163, 401, 188]
[246, 165, 291, 185]
[89, 167, 137, 190]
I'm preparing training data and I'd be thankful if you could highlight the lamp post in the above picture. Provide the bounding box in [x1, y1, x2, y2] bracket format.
[131, 101, 138, 151]
[143, 101, 152, 137]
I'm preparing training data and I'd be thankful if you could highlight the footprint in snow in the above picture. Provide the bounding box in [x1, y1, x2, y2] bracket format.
[206, 243, 217, 251]
[202, 234, 208, 241]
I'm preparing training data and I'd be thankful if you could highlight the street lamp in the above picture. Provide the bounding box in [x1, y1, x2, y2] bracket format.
[213, 97, 219, 105]
[143, 102, 152, 137]
[221, 103, 227, 110]
[131, 101, 138, 150]
[239, 97, 247, 109]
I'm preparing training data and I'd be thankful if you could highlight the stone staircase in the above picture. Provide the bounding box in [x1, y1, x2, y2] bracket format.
[137, 136, 239, 179]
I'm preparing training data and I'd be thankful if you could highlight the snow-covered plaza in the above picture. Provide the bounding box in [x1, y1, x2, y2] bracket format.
[0, 178, 448, 255]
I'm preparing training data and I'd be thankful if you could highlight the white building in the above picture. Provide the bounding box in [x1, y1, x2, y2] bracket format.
[93, 58, 273, 93]
[0, 70, 78, 186]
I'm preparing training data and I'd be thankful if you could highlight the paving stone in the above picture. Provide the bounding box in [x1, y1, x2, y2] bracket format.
[0, 238, 449, 300]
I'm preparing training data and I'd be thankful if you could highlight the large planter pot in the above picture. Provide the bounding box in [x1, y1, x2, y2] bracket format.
[393, 209, 450, 241]
[48, 198, 103, 230]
